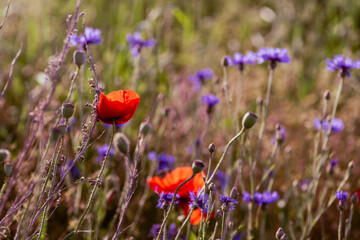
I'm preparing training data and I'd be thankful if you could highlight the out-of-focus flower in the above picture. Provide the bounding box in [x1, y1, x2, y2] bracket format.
[313, 118, 344, 133]
[188, 68, 214, 91]
[148, 223, 179, 239]
[70, 27, 102, 48]
[212, 170, 227, 190]
[227, 51, 257, 69]
[220, 194, 239, 211]
[253, 191, 279, 206]
[148, 151, 157, 161]
[157, 153, 175, 173]
[336, 190, 348, 204]
[329, 158, 339, 168]
[126, 32, 156, 58]
[271, 125, 286, 145]
[97, 90, 140, 125]
[202, 94, 220, 108]
[242, 191, 252, 203]
[147, 167, 205, 225]
[257, 47, 291, 65]
[232, 232, 246, 240]
[155, 187, 179, 209]
[326, 55, 360, 78]
[96, 144, 115, 162]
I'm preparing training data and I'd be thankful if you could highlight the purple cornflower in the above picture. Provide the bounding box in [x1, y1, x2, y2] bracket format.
[336, 190, 348, 205]
[70, 27, 102, 48]
[242, 191, 252, 203]
[298, 179, 311, 192]
[60, 160, 80, 180]
[149, 223, 178, 239]
[326, 55, 360, 78]
[155, 187, 179, 209]
[126, 32, 156, 58]
[257, 47, 291, 66]
[232, 232, 246, 240]
[220, 194, 239, 211]
[202, 94, 220, 107]
[157, 153, 175, 173]
[188, 68, 214, 91]
[148, 151, 157, 161]
[96, 144, 115, 162]
[212, 170, 227, 190]
[313, 118, 344, 133]
[329, 158, 339, 168]
[271, 125, 286, 145]
[253, 191, 279, 206]
[189, 191, 211, 213]
[227, 51, 257, 69]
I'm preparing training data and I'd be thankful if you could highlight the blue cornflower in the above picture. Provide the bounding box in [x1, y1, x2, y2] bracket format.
[189, 191, 211, 213]
[188, 68, 214, 91]
[313, 118, 344, 133]
[227, 51, 257, 69]
[212, 170, 227, 190]
[242, 191, 252, 203]
[155, 187, 179, 209]
[96, 144, 115, 162]
[232, 232, 246, 240]
[148, 151, 157, 161]
[257, 47, 291, 65]
[336, 190, 348, 204]
[70, 27, 102, 48]
[149, 223, 179, 239]
[202, 94, 220, 107]
[126, 32, 156, 58]
[253, 191, 279, 206]
[220, 194, 239, 211]
[157, 153, 175, 173]
[329, 158, 339, 168]
[326, 55, 360, 78]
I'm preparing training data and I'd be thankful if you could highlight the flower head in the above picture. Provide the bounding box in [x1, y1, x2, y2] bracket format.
[97, 144, 115, 158]
[97, 90, 140, 125]
[148, 151, 157, 161]
[326, 55, 360, 78]
[336, 190, 348, 204]
[188, 68, 214, 91]
[212, 170, 227, 190]
[126, 32, 156, 58]
[202, 94, 220, 107]
[271, 125, 286, 145]
[253, 191, 279, 206]
[219, 194, 239, 211]
[257, 47, 291, 65]
[147, 167, 205, 225]
[157, 153, 176, 173]
[242, 191, 252, 203]
[70, 27, 102, 48]
[313, 118, 344, 133]
[155, 187, 179, 209]
[329, 158, 339, 168]
[149, 223, 178, 239]
[189, 191, 211, 213]
[227, 51, 257, 69]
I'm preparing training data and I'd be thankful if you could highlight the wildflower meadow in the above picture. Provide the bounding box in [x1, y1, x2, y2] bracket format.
[0, 0, 360, 239]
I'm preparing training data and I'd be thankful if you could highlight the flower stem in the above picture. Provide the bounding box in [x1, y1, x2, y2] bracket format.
[338, 211, 343, 240]
[221, 210, 226, 240]
[344, 203, 355, 240]
[72, 120, 116, 239]
[174, 207, 194, 240]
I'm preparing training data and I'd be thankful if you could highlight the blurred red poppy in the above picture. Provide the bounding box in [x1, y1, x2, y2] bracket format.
[357, 188, 360, 206]
[147, 167, 209, 225]
[97, 90, 140, 124]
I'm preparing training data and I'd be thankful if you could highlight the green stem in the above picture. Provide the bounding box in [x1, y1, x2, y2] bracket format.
[72, 120, 116, 239]
[221, 211, 226, 240]
[344, 203, 355, 240]
[174, 208, 194, 240]
[338, 211, 343, 240]
[0, 177, 9, 202]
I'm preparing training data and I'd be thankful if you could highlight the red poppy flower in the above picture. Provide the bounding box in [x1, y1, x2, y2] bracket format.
[97, 90, 140, 124]
[147, 167, 207, 225]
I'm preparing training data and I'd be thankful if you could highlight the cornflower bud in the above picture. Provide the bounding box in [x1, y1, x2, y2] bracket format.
[208, 143, 216, 153]
[350, 193, 359, 205]
[323, 90, 331, 100]
[276, 227, 285, 239]
[230, 187, 239, 199]
[221, 56, 229, 67]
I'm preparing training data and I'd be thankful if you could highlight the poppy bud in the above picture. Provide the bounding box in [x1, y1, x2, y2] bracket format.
[192, 160, 205, 174]
[61, 103, 75, 119]
[323, 90, 331, 100]
[208, 143, 216, 153]
[242, 112, 258, 129]
[73, 50, 86, 67]
[221, 56, 229, 67]
[276, 227, 285, 239]
[113, 133, 130, 155]
[230, 187, 239, 199]
[4, 164, 13, 177]
[350, 193, 359, 205]
[140, 122, 151, 136]
[0, 149, 10, 162]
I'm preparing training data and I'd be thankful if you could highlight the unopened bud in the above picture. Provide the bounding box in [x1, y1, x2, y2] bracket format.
[208, 143, 216, 153]
[73, 50, 86, 67]
[192, 160, 205, 174]
[0, 149, 10, 162]
[348, 161, 355, 170]
[280, 234, 288, 240]
[113, 133, 130, 155]
[140, 122, 151, 136]
[221, 56, 229, 67]
[61, 103, 75, 119]
[4, 164, 13, 176]
[215, 210, 222, 221]
[230, 187, 239, 199]
[338, 202, 347, 211]
[323, 90, 331, 100]
[276, 227, 285, 239]
[209, 183, 216, 191]
[350, 193, 359, 204]
[242, 112, 258, 129]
